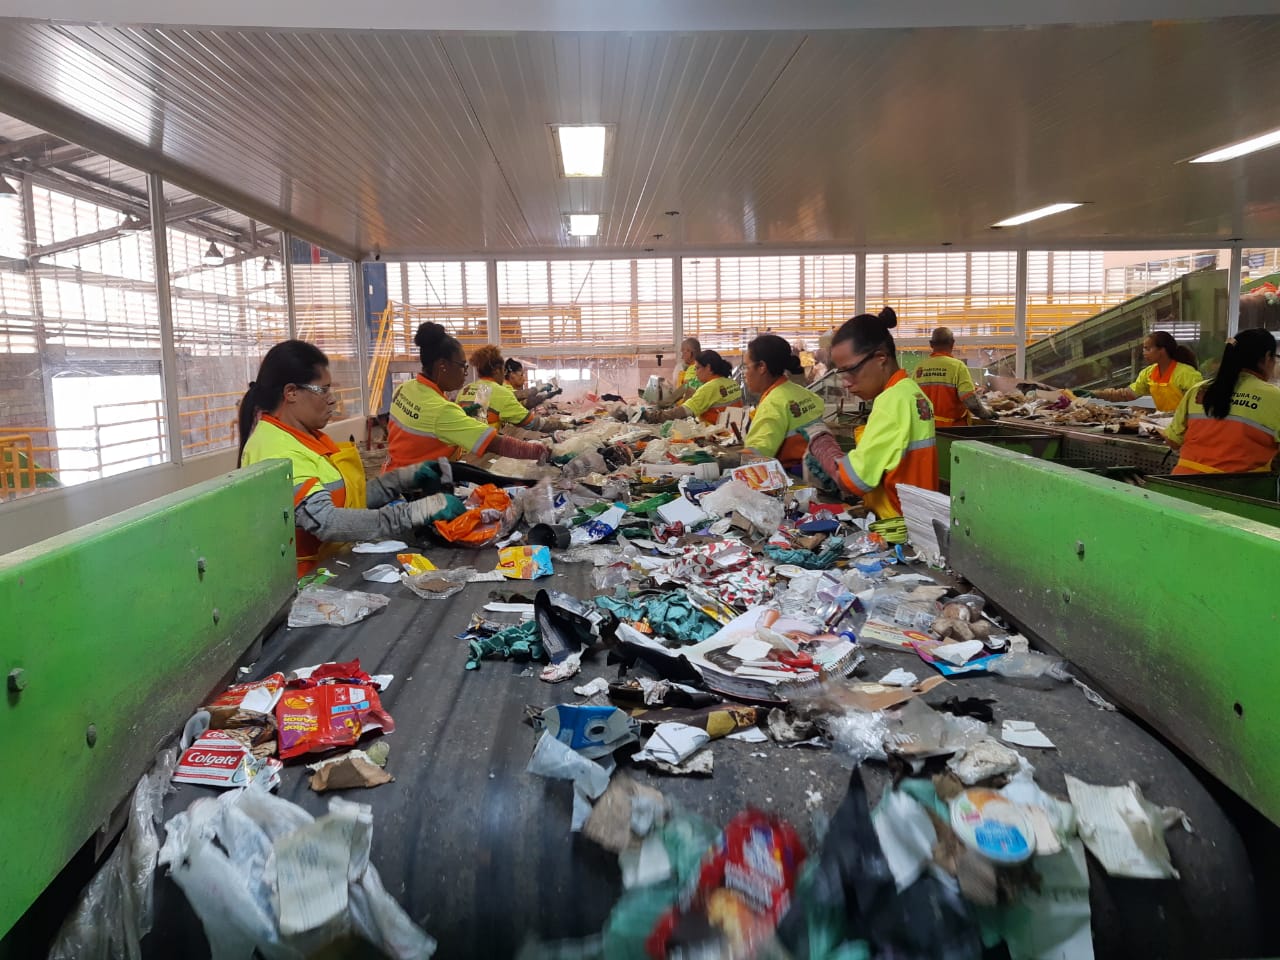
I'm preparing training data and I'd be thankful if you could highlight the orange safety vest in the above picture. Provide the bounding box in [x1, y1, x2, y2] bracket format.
[913, 352, 977, 428]
[838, 369, 939, 518]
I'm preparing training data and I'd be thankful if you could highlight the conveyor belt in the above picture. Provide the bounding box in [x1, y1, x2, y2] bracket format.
[144, 545, 1261, 959]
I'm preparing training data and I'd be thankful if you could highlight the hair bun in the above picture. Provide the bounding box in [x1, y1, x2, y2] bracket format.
[414, 321, 446, 349]
[878, 306, 898, 330]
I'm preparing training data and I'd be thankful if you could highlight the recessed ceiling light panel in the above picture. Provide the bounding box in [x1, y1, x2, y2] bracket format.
[567, 214, 600, 237]
[992, 202, 1083, 228]
[551, 124, 612, 178]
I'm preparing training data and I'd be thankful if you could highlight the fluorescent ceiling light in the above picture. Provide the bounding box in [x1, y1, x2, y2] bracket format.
[202, 241, 224, 264]
[568, 214, 600, 237]
[119, 213, 147, 231]
[992, 202, 1082, 228]
[1189, 127, 1280, 163]
[554, 125, 608, 177]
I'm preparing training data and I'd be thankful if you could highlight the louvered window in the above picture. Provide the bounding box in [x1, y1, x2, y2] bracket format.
[497, 258, 673, 353]
[291, 246, 361, 417]
[682, 255, 857, 354]
[384, 260, 488, 355]
[0, 191, 34, 352]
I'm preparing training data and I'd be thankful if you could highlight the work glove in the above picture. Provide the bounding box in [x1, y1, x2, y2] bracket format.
[804, 426, 846, 489]
[491, 433, 550, 463]
[1073, 389, 1096, 399]
[408, 493, 465, 526]
[640, 407, 660, 423]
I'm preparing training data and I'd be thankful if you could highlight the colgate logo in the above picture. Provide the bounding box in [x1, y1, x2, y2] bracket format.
[187, 751, 241, 767]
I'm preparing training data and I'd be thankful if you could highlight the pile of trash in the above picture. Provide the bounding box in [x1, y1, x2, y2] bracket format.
[983, 389, 1171, 436]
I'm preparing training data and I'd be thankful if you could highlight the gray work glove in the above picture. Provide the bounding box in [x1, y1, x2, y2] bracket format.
[407, 493, 466, 526]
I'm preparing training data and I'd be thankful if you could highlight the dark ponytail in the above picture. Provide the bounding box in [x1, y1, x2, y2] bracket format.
[696, 349, 733, 379]
[1202, 329, 1276, 420]
[832, 306, 899, 361]
[237, 339, 329, 460]
[1150, 330, 1198, 367]
[504, 358, 524, 376]
[747, 334, 803, 377]
[414, 322, 461, 372]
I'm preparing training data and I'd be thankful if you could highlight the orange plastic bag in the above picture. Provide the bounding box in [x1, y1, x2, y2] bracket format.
[433, 484, 512, 545]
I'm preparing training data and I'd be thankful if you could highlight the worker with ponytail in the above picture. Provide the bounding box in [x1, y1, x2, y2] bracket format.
[803, 307, 939, 522]
[457, 344, 568, 432]
[1166, 329, 1280, 475]
[239, 339, 464, 575]
[741, 334, 825, 466]
[643, 349, 743, 425]
[1092, 331, 1201, 411]
[384, 323, 549, 471]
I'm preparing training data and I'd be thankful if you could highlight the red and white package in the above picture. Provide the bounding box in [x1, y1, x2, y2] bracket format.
[204, 672, 287, 714]
[172, 730, 283, 790]
[275, 683, 395, 760]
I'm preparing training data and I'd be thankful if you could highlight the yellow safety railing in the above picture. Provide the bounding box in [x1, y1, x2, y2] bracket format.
[0, 434, 37, 500]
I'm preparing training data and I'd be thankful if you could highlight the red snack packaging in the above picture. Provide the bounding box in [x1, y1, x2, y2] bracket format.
[647, 810, 806, 959]
[275, 682, 395, 760]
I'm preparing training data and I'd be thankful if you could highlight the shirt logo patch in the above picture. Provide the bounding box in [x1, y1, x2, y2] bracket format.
[916, 397, 934, 422]
[789, 401, 803, 417]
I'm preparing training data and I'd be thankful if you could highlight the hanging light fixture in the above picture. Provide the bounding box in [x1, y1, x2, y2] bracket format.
[119, 213, 147, 231]
[262, 256, 275, 273]
[202, 241, 223, 264]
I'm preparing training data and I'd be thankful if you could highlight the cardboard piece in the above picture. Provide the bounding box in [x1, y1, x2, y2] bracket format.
[308, 753, 394, 792]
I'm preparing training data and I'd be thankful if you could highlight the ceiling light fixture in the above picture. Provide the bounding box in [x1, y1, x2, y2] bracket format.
[553, 124, 610, 178]
[991, 202, 1083, 228]
[1189, 126, 1280, 164]
[262, 256, 275, 272]
[119, 213, 147, 231]
[202, 241, 224, 264]
[0, 176, 16, 196]
[567, 214, 600, 237]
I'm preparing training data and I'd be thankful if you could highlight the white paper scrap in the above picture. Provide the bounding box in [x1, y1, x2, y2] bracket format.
[878, 668, 919, 687]
[1001, 719, 1057, 749]
[1065, 776, 1187, 879]
[273, 806, 362, 935]
[573, 677, 610, 698]
[872, 789, 938, 892]
[361, 564, 402, 584]
[726, 636, 773, 661]
[352, 540, 408, 554]
[727, 727, 769, 743]
[932, 639, 986, 666]
[633, 722, 710, 765]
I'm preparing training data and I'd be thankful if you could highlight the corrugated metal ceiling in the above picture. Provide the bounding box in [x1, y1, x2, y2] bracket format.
[0, 17, 1278, 257]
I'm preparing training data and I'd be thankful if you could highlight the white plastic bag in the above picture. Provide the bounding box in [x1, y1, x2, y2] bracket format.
[47, 748, 179, 960]
[288, 585, 389, 627]
[699, 479, 784, 535]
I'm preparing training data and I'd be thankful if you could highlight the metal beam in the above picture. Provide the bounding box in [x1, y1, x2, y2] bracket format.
[0, 74, 361, 261]
[1227, 245, 1243, 337]
[283, 231, 298, 340]
[670, 256, 683, 354]
[149, 172, 183, 467]
[0, 133, 63, 161]
[485, 259, 500, 344]
[28, 225, 128, 260]
[1014, 248, 1028, 378]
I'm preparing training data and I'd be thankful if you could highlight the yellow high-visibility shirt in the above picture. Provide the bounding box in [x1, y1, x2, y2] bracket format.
[683, 376, 743, 425]
[837, 370, 939, 518]
[743, 378, 824, 466]
[1129, 361, 1201, 412]
[1166, 373, 1280, 474]
[676, 363, 701, 392]
[386, 374, 496, 470]
[913, 353, 977, 427]
[457, 377, 533, 428]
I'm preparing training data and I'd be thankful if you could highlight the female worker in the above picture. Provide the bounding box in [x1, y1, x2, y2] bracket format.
[643, 350, 744, 425]
[1091, 331, 1200, 412]
[505, 358, 557, 409]
[804, 307, 940, 522]
[741, 334, 825, 467]
[674, 337, 703, 399]
[385, 323, 548, 471]
[1165, 329, 1280, 475]
[457, 345, 567, 431]
[239, 340, 464, 575]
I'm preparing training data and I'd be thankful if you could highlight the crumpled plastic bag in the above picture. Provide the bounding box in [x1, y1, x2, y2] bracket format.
[401, 567, 477, 601]
[699, 479, 784, 535]
[433, 484, 516, 545]
[521, 478, 574, 527]
[288, 585, 390, 627]
[48, 748, 179, 960]
[158, 783, 435, 959]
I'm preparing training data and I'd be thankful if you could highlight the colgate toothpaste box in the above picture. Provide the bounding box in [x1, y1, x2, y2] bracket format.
[173, 730, 282, 789]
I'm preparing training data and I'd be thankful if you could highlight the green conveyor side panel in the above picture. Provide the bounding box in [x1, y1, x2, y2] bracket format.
[950, 442, 1280, 826]
[1144, 474, 1280, 529]
[0, 461, 296, 937]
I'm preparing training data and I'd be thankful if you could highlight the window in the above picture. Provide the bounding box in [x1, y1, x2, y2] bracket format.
[291, 243, 362, 420]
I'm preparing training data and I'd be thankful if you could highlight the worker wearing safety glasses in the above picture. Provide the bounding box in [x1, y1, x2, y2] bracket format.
[804, 307, 940, 527]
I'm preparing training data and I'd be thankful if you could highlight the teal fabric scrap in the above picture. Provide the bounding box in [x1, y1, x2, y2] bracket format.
[466, 619, 544, 671]
[595, 592, 720, 646]
[765, 537, 846, 570]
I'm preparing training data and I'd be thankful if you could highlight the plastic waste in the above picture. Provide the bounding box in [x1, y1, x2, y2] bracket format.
[987, 651, 1072, 682]
[48, 749, 179, 960]
[699, 479, 784, 535]
[288, 584, 390, 627]
[825, 710, 888, 767]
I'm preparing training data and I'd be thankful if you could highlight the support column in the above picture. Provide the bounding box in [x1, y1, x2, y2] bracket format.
[854, 253, 867, 317]
[486, 259, 500, 345]
[1227, 245, 1243, 337]
[148, 172, 184, 464]
[282, 231, 297, 339]
[671, 256, 683, 355]
[1014, 248, 1028, 380]
[353, 259, 372, 418]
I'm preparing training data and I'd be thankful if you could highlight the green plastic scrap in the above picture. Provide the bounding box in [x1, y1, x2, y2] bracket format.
[465, 620, 544, 671]
[595, 593, 720, 646]
[764, 537, 846, 570]
[626, 493, 677, 514]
